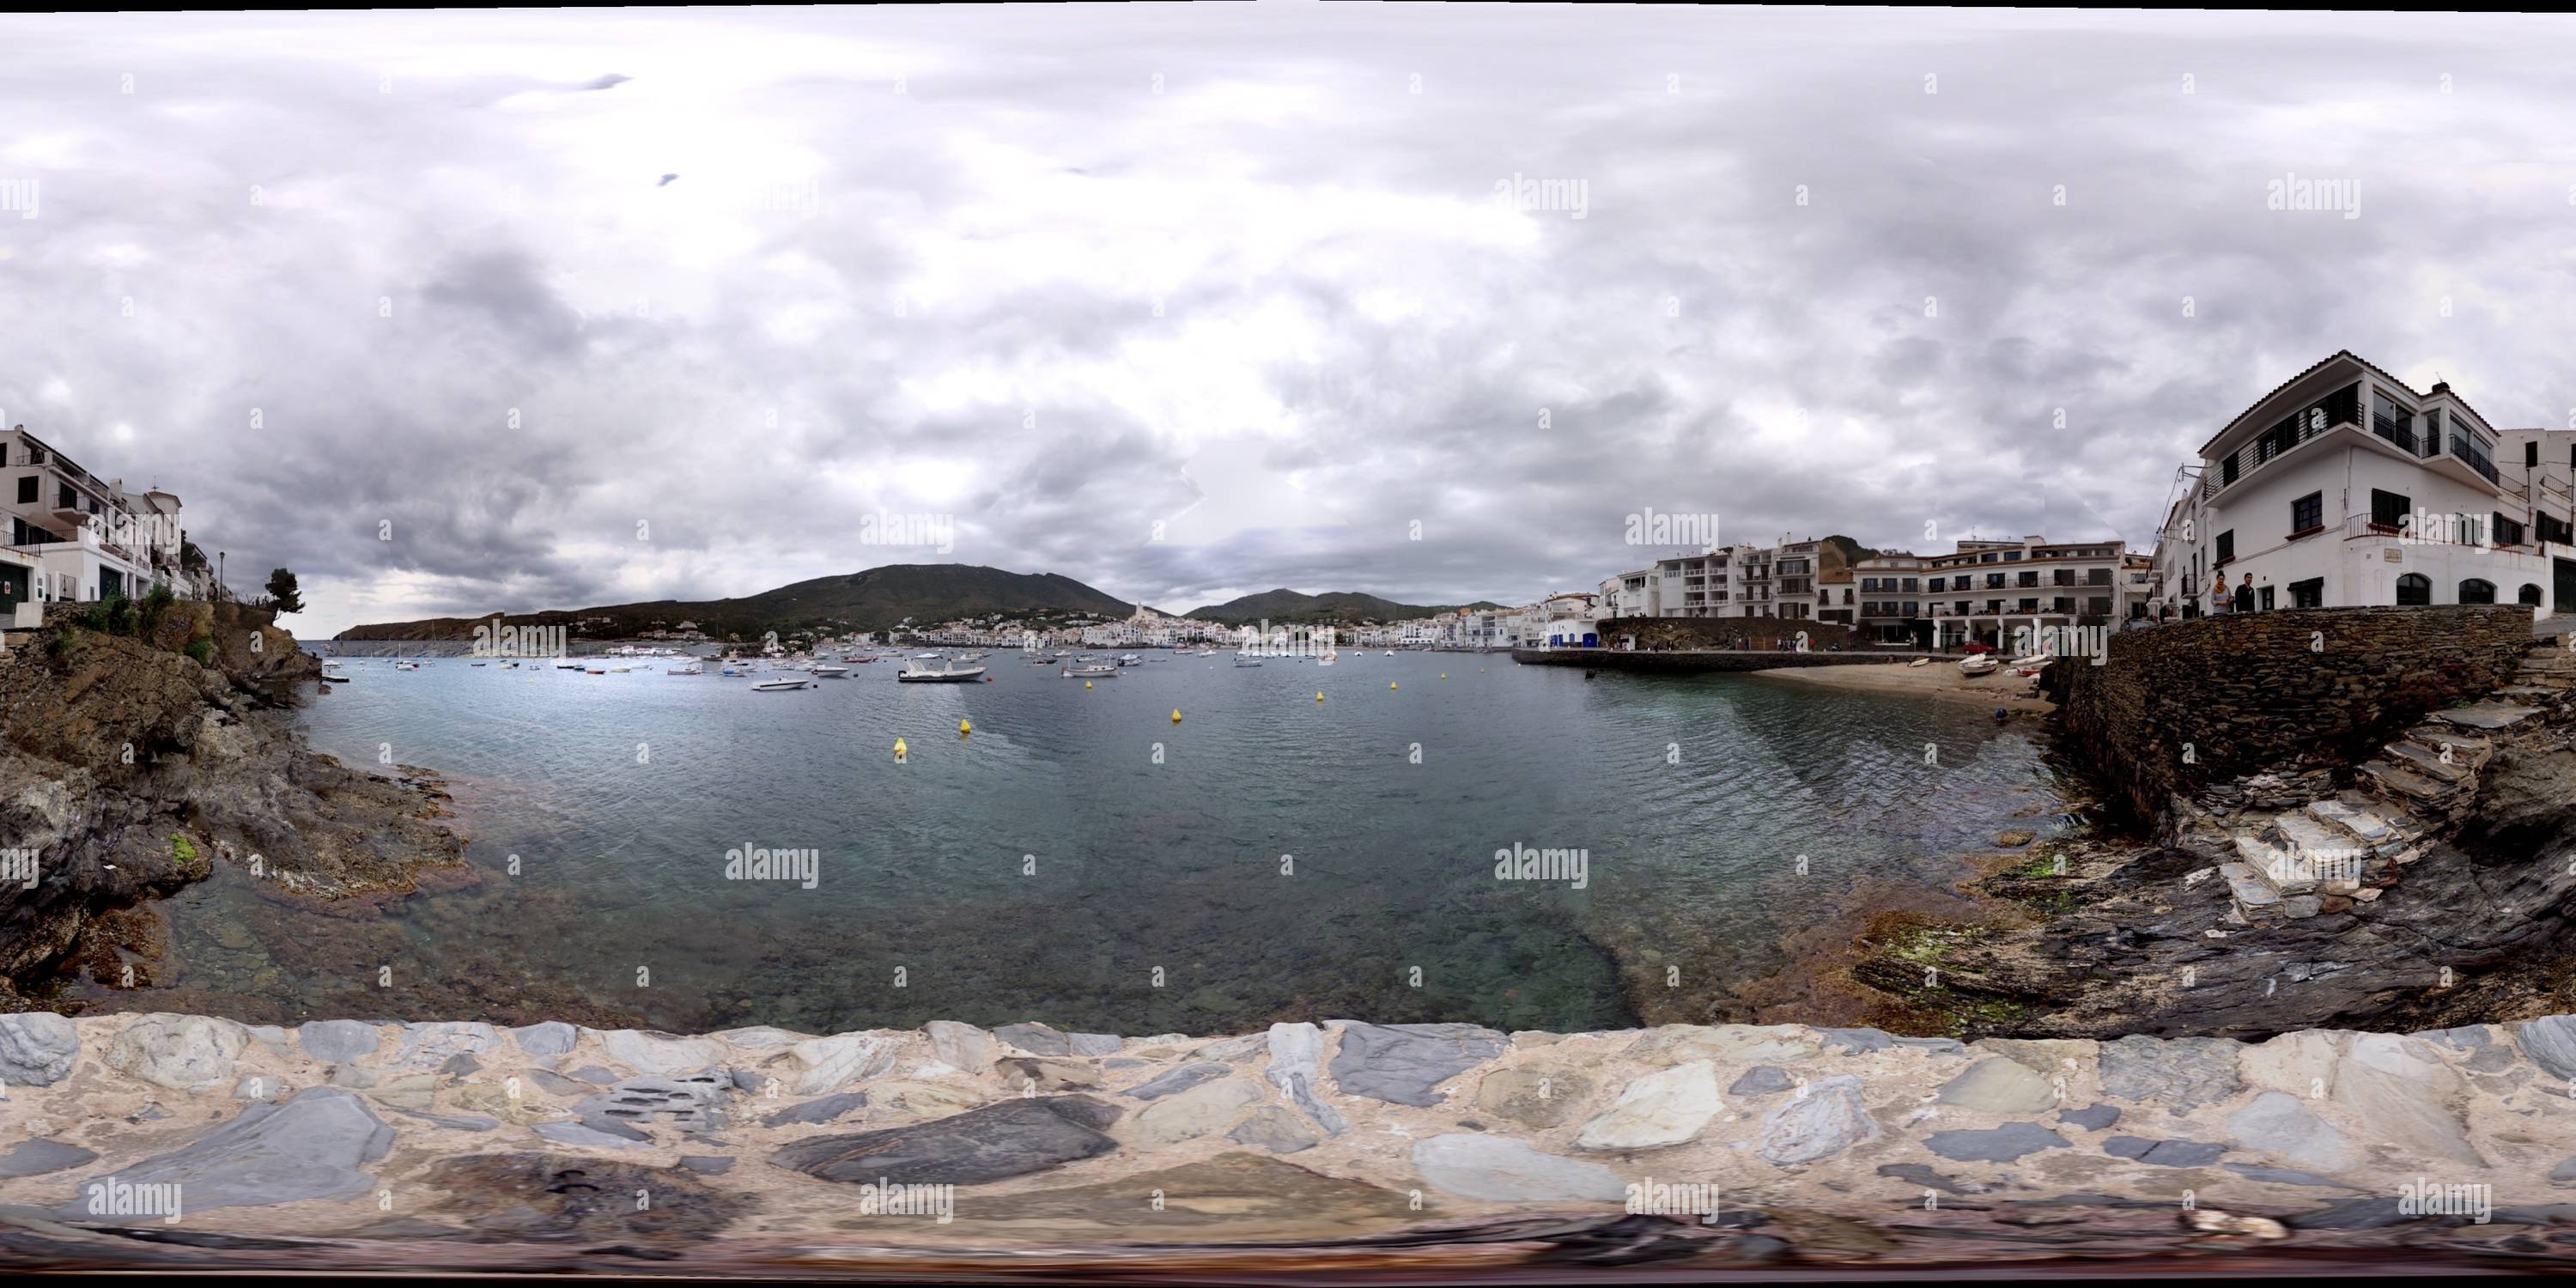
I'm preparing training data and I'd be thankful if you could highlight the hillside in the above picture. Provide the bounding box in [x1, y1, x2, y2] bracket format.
[336, 564, 1133, 642]
[1182, 588, 1504, 626]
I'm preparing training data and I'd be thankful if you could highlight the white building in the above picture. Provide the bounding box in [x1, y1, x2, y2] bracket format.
[1922, 536, 2130, 648]
[1852, 552, 1929, 644]
[2155, 351, 2561, 616]
[3, 424, 198, 610]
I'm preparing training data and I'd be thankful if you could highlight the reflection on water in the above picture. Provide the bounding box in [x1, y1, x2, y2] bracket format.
[76, 653, 2063, 1034]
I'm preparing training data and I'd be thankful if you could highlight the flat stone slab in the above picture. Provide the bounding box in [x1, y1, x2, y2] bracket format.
[0, 1012, 81, 1086]
[510, 1021, 578, 1056]
[393, 1022, 500, 1071]
[1936, 1058, 2059, 1114]
[2516, 1016, 2576, 1082]
[762, 1091, 868, 1127]
[772, 1095, 1121, 1186]
[105, 1013, 252, 1092]
[2057, 1104, 2119, 1132]
[58, 1087, 392, 1217]
[2225, 1091, 2360, 1173]
[2435, 702, 2538, 730]
[0, 1139, 98, 1179]
[2104, 1136, 2226, 1167]
[1411, 1133, 1625, 1202]
[1123, 1061, 1230, 1101]
[1264, 1023, 1348, 1136]
[1128, 1078, 1264, 1148]
[532, 1121, 650, 1150]
[994, 1023, 1074, 1056]
[1757, 1075, 1877, 1165]
[1925, 1122, 2067, 1163]
[1331, 1022, 1507, 1107]
[2097, 1036, 2243, 1108]
[1228, 1106, 1321, 1155]
[1577, 1060, 1723, 1151]
[595, 1029, 726, 1076]
[1728, 1066, 1796, 1097]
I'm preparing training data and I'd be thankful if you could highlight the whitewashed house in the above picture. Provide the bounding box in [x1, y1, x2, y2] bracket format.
[2158, 351, 2555, 615]
[3, 424, 197, 608]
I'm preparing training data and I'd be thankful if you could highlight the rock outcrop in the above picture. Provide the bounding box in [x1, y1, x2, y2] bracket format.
[0, 627, 464, 1005]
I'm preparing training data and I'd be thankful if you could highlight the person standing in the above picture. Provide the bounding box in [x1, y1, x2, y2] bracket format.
[2234, 572, 2256, 615]
[2209, 568, 2231, 614]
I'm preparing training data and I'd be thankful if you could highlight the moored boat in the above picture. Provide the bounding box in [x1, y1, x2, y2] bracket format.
[751, 677, 811, 691]
[900, 660, 988, 683]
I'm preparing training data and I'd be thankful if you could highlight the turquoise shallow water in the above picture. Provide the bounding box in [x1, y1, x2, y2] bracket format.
[99, 652, 2063, 1035]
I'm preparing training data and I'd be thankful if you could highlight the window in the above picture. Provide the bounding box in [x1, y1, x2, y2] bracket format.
[2396, 573, 2432, 606]
[13, 477, 31, 505]
[2289, 577, 2324, 609]
[2215, 530, 2234, 563]
[58, 483, 75, 510]
[2521, 584, 2545, 607]
[2003, 551, 2022, 562]
[2530, 440, 2543, 469]
[2258, 586, 2275, 611]
[2459, 578, 2496, 605]
[2017, 598, 2038, 613]
[2087, 568, 2112, 585]
[2542, 514, 2573, 546]
[2291, 492, 2323, 535]
[2017, 571, 2038, 588]
[1984, 573, 2005, 589]
[2495, 513, 2525, 547]
[2373, 392, 2415, 452]
[2053, 569, 2075, 586]
[2371, 489, 2411, 532]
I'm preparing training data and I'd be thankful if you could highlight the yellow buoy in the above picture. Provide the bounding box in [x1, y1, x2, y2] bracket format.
[1389, 681, 1398, 690]
[1440, 673, 1447, 679]
[1084, 680, 1093, 690]
[1315, 690, 1324, 702]
[1171, 708, 1182, 722]
[892, 738, 908, 761]
[959, 719, 971, 734]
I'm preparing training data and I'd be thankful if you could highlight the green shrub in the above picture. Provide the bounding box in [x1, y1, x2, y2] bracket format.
[185, 639, 215, 666]
[102, 592, 137, 637]
[171, 834, 209, 878]
[139, 582, 176, 637]
[46, 623, 83, 662]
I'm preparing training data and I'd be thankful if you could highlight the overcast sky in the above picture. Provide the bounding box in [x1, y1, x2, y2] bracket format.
[5, 7, 2574, 635]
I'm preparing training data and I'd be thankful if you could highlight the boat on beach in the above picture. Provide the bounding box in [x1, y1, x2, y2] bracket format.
[1958, 655, 2000, 677]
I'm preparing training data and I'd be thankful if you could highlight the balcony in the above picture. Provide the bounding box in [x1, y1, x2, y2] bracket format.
[2446, 433, 2500, 486]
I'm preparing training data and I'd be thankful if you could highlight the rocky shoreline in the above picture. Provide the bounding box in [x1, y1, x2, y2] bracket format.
[1808, 634, 2576, 1042]
[3, 1011, 2574, 1273]
[0, 622, 468, 1011]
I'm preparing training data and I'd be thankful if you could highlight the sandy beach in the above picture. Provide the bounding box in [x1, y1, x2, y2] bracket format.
[1750, 658, 2056, 713]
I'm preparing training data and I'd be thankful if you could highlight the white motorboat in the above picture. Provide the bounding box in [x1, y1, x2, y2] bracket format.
[751, 677, 812, 691]
[1061, 664, 1119, 678]
[322, 665, 353, 683]
[811, 664, 850, 678]
[666, 662, 704, 676]
[1234, 656, 1264, 667]
[395, 661, 419, 671]
[1117, 653, 1140, 665]
[900, 659, 988, 683]
[1318, 651, 1336, 666]
[1957, 655, 2000, 677]
[555, 660, 585, 670]
[914, 652, 942, 660]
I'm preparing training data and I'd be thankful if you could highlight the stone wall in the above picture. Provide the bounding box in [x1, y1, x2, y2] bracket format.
[2049, 606, 2533, 823]
[3, 1010, 2572, 1273]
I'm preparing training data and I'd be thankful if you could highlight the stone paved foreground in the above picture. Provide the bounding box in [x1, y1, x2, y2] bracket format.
[3, 1012, 2575, 1273]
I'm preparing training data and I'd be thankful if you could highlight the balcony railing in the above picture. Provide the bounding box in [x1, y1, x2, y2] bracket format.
[2448, 434, 2500, 485]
